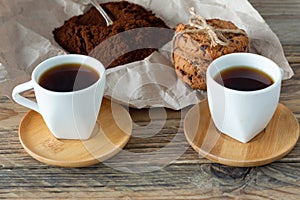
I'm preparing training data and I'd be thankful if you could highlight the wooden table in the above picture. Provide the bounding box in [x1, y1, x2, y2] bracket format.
[0, 0, 299, 198]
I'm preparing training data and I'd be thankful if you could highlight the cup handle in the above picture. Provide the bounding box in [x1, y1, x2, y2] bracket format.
[12, 81, 40, 113]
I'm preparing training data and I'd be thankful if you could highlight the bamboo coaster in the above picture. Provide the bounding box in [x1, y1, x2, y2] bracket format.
[184, 100, 299, 167]
[19, 99, 132, 167]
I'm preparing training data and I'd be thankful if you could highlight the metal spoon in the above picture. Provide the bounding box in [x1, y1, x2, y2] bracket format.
[90, 0, 113, 26]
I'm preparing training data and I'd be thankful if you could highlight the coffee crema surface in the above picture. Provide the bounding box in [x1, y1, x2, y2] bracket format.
[214, 66, 274, 91]
[39, 63, 99, 92]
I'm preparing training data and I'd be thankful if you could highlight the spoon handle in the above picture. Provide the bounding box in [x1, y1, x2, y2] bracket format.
[90, 0, 113, 26]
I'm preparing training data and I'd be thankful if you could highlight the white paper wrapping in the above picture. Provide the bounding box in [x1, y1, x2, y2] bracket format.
[0, 0, 294, 109]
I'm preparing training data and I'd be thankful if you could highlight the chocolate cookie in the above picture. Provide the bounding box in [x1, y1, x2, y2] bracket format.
[173, 19, 249, 90]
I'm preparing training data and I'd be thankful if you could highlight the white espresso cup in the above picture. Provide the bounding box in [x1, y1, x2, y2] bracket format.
[206, 53, 282, 143]
[12, 54, 106, 140]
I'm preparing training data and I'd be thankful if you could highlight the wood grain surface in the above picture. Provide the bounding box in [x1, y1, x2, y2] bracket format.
[0, 0, 299, 199]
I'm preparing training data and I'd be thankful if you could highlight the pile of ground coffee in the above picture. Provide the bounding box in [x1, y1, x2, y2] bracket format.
[53, 1, 173, 68]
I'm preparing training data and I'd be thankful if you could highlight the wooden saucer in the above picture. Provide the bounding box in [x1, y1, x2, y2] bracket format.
[184, 100, 299, 167]
[19, 99, 132, 167]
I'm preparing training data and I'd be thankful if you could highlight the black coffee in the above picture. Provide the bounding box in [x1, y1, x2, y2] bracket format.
[214, 66, 274, 91]
[39, 63, 99, 92]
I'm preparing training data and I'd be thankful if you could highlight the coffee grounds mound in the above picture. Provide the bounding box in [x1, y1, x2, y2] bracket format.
[53, 1, 173, 68]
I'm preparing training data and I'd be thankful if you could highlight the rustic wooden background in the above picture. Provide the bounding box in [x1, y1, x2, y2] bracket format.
[0, 0, 299, 199]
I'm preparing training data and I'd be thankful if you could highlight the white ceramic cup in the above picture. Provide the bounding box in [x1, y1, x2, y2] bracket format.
[206, 53, 282, 143]
[12, 54, 106, 140]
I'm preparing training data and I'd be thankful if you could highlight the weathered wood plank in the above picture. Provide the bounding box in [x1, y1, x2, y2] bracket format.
[284, 46, 300, 63]
[250, 0, 300, 16]
[0, 163, 299, 199]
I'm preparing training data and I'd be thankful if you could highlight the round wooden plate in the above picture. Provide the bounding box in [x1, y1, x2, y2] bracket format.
[184, 100, 299, 167]
[19, 99, 132, 167]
